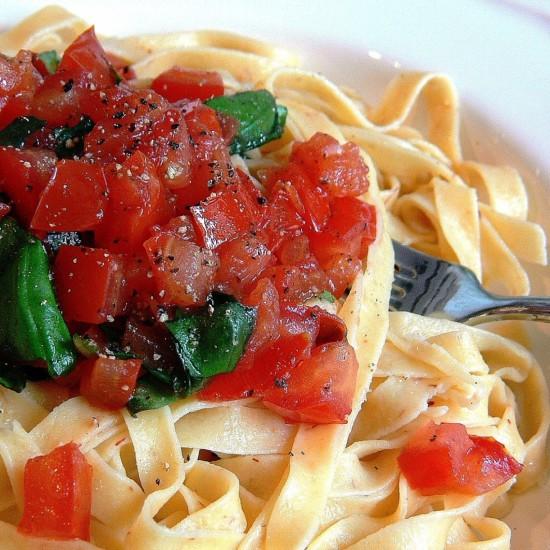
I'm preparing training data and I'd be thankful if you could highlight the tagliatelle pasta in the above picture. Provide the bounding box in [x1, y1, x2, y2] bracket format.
[0, 6, 548, 550]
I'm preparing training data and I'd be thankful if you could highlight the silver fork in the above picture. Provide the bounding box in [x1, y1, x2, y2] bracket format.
[391, 241, 550, 325]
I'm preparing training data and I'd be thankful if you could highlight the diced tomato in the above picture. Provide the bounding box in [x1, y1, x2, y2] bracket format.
[83, 88, 193, 190]
[95, 151, 175, 253]
[143, 232, 218, 307]
[215, 234, 274, 298]
[152, 67, 224, 102]
[309, 197, 376, 263]
[58, 27, 115, 89]
[0, 50, 42, 129]
[264, 183, 305, 250]
[31, 53, 53, 78]
[54, 246, 129, 324]
[275, 234, 311, 266]
[263, 340, 358, 424]
[31, 28, 116, 126]
[31, 160, 107, 231]
[243, 278, 280, 353]
[18, 442, 92, 541]
[0, 202, 10, 219]
[200, 333, 312, 401]
[263, 256, 333, 304]
[190, 180, 261, 249]
[0, 147, 56, 225]
[175, 104, 238, 208]
[263, 164, 330, 232]
[217, 111, 240, 146]
[291, 132, 370, 197]
[80, 356, 142, 409]
[152, 214, 197, 241]
[398, 421, 523, 496]
[312, 306, 347, 344]
[322, 254, 363, 297]
[105, 52, 136, 80]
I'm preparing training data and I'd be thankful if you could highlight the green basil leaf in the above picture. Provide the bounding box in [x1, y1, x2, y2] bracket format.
[53, 115, 95, 159]
[0, 238, 76, 377]
[127, 374, 179, 416]
[0, 217, 28, 268]
[128, 297, 256, 414]
[166, 300, 256, 378]
[317, 290, 336, 304]
[38, 50, 60, 74]
[0, 116, 46, 148]
[73, 333, 138, 361]
[207, 90, 287, 155]
[109, 65, 123, 85]
[0, 361, 26, 392]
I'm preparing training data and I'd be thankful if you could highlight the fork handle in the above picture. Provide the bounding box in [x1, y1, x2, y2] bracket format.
[461, 295, 550, 325]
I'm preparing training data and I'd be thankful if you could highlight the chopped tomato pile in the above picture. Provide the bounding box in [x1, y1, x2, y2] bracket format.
[398, 420, 523, 495]
[18, 442, 93, 540]
[0, 26, 377, 424]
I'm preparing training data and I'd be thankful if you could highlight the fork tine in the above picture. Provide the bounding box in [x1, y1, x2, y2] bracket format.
[390, 240, 550, 324]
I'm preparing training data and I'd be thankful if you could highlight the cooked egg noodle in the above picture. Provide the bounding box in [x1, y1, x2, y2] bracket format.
[0, 6, 547, 550]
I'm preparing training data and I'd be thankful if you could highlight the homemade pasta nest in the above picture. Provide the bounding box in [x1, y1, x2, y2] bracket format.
[0, 6, 547, 549]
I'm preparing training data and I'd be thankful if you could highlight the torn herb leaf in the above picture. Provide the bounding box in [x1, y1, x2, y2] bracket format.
[0, 116, 46, 148]
[166, 300, 256, 379]
[38, 50, 60, 74]
[53, 115, 95, 158]
[0, 361, 27, 392]
[127, 374, 179, 415]
[0, 225, 76, 377]
[207, 90, 287, 155]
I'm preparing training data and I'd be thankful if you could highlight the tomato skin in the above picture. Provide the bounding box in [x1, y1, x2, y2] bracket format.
[54, 246, 129, 324]
[83, 88, 193, 190]
[200, 333, 312, 401]
[190, 180, 261, 249]
[31, 160, 107, 232]
[291, 132, 370, 197]
[0, 147, 56, 226]
[175, 104, 238, 208]
[215, 234, 274, 298]
[398, 421, 523, 496]
[31, 28, 116, 127]
[143, 232, 219, 307]
[263, 340, 358, 424]
[18, 442, 92, 541]
[264, 182, 305, 250]
[58, 27, 115, 89]
[263, 256, 334, 304]
[0, 50, 42, 129]
[309, 197, 376, 263]
[80, 357, 142, 409]
[152, 67, 224, 102]
[95, 151, 175, 253]
[243, 278, 281, 353]
[264, 164, 330, 232]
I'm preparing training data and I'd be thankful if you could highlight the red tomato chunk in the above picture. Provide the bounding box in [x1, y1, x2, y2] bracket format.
[31, 160, 107, 231]
[0, 147, 56, 225]
[152, 67, 224, 102]
[18, 442, 93, 541]
[54, 246, 129, 324]
[0, 50, 42, 129]
[80, 357, 142, 409]
[398, 420, 523, 495]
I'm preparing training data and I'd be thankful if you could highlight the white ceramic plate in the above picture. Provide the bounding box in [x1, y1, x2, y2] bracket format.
[2, 1, 550, 548]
